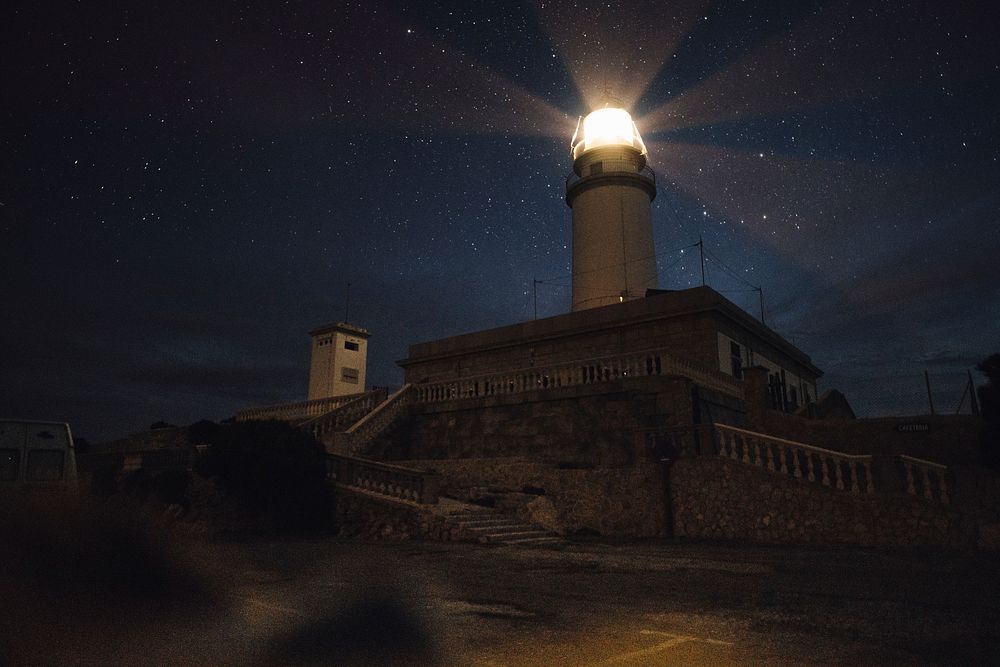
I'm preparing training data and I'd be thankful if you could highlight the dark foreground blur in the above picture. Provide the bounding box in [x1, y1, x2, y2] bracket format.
[0, 495, 439, 666]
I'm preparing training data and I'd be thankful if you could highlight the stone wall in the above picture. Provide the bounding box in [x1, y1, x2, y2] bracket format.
[399, 457, 667, 538]
[670, 457, 966, 547]
[403, 378, 694, 466]
[333, 487, 472, 542]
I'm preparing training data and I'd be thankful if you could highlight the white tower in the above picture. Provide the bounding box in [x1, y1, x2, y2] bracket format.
[307, 322, 370, 400]
[566, 100, 657, 311]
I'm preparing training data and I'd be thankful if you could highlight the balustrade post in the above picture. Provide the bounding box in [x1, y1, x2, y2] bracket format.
[849, 461, 860, 495]
[864, 460, 875, 494]
[834, 460, 844, 490]
[741, 436, 751, 464]
[718, 430, 728, 458]
[904, 461, 916, 495]
[806, 454, 815, 482]
[820, 457, 830, 486]
[779, 446, 788, 475]
[752, 438, 762, 467]
[792, 449, 802, 479]
[921, 466, 933, 500]
[766, 442, 776, 472]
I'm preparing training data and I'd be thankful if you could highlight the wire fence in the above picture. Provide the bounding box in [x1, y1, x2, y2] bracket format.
[826, 370, 981, 418]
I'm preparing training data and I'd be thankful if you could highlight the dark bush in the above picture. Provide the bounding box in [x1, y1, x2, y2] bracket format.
[120, 469, 152, 503]
[195, 420, 330, 532]
[977, 353, 1000, 469]
[151, 469, 190, 507]
[188, 420, 221, 444]
[90, 463, 120, 498]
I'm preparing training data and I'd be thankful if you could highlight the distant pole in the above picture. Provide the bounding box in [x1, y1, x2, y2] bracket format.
[955, 379, 970, 415]
[968, 369, 981, 416]
[758, 287, 766, 325]
[698, 236, 706, 286]
[533, 278, 538, 320]
[344, 281, 351, 322]
[924, 370, 935, 415]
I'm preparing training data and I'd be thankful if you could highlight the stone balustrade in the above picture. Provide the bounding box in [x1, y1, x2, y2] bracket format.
[413, 346, 743, 405]
[234, 392, 368, 423]
[333, 384, 414, 457]
[715, 424, 875, 496]
[638, 424, 716, 459]
[298, 389, 387, 444]
[329, 453, 438, 504]
[899, 455, 951, 505]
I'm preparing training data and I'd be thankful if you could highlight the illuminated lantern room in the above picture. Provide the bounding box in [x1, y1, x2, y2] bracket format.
[572, 106, 647, 160]
[565, 93, 658, 312]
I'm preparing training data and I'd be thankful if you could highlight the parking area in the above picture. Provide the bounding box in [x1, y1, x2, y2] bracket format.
[3, 532, 999, 665]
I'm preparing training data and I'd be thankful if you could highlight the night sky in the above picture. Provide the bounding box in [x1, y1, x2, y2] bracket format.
[4, 0, 999, 441]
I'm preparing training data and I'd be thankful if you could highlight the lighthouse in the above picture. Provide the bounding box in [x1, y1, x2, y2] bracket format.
[566, 98, 657, 311]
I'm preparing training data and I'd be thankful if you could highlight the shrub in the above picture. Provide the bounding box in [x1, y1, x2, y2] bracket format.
[195, 420, 330, 532]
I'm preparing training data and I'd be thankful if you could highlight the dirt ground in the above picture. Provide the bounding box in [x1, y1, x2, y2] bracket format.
[3, 522, 999, 665]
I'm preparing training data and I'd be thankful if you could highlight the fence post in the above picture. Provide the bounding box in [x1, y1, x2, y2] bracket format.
[924, 370, 935, 415]
[968, 369, 981, 416]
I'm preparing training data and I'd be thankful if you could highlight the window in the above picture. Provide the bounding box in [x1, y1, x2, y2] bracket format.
[26, 449, 64, 481]
[0, 449, 19, 481]
[729, 341, 743, 379]
[344, 340, 359, 351]
[341, 367, 359, 384]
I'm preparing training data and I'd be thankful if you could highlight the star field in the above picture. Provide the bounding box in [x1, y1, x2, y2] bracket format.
[2, 0, 998, 440]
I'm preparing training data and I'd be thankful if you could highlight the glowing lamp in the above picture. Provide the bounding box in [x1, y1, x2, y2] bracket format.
[572, 107, 647, 159]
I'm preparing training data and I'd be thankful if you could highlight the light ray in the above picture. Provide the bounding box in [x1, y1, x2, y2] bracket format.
[649, 140, 940, 273]
[532, 0, 710, 112]
[638, 0, 992, 133]
[205, 4, 571, 138]
[324, 15, 572, 139]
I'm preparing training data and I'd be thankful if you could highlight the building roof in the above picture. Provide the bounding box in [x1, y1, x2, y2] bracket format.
[400, 286, 821, 377]
[308, 321, 370, 338]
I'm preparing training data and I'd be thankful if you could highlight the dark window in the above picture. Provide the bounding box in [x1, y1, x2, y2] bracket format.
[789, 386, 799, 409]
[341, 367, 359, 384]
[0, 449, 20, 481]
[26, 449, 64, 481]
[729, 341, 743, 379]
[344, 341, 359, 351]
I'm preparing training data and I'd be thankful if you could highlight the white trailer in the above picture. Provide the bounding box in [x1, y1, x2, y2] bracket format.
[0, 420, 78, 490]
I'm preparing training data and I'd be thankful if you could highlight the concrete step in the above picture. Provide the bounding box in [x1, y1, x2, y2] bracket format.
[437, 500, 562, 546]
[456, 518, 519, 528]
[483, 530, 554, 542]
[504, 536, 562, 546]
[465, 523, 538, 535]
[445, 510, 500, 519]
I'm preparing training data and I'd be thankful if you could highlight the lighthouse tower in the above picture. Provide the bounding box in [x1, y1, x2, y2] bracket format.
[566, 97, 657, 311]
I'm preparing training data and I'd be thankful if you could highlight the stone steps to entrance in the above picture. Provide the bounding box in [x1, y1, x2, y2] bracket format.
[440, 503, 561, 546]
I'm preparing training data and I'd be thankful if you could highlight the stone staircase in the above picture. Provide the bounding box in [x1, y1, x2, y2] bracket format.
[440, 502, 561, 546]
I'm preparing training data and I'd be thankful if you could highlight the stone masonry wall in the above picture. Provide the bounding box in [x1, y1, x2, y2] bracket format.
[334, 487, 473, 542]
[670, 457, 966, 547]
[400, 458, 666, 538]
[405, 378, 693, 467]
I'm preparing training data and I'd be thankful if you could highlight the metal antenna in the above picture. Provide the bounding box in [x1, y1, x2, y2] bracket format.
[344, 281, 351, 322]
[698, 236, 706, 286]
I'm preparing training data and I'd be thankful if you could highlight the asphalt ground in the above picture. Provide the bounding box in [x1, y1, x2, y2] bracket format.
[7, 524, 1000, 666]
